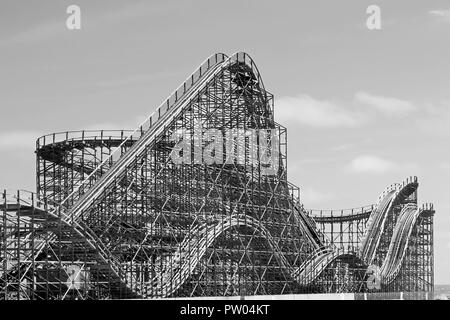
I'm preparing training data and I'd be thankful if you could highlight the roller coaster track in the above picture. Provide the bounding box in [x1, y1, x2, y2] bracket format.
[359, 177, 418, 265]
[295, 177, 422, 287]
[3, 52, 304, 298]
[3, 154, 424, 295]
[293, 248, 349, 285]
[2, 187, 425, 297]
[292, 201, 330, 250]
[34, 136, 330, 294]
[0, 191, 61, 280]
[2, 141, 427, 297]
[135, 214, 294, 297]
[308, 206, 373, 224]
[2, 53, 228, 291]
[292, 200, 422, 287]
[0, 192, 328, 298]
[58, 53, 229, 220]
[0, 191, 124, 298]
[36, 130, 135, 175]
[271, 177, 426, 287]
[1, 50, 433, 298]
[380, 203, 422, 284]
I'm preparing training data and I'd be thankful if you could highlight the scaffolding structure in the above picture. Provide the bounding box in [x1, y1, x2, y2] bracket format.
[0, 52, 434, 299]
[308, 180, 434, 293]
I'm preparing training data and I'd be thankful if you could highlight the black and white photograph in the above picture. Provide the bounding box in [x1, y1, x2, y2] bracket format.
[0, 0, 449, 310]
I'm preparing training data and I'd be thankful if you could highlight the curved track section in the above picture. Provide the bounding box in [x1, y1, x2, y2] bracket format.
[308, 206, 373, 224]
[0, 193, 324, 299]
[292, 202, 328, 250]
[359, 177, 418, 265]
[2, 53, 230, 294]
[294, 249, 364, 286]
[64, 55, 229, 221]
[56, 52, 282, 296]
[35, 132, 326, 296]
[302, 177, 423, 288]
[36, 130, 136, 207]
[0, 190, 134, 299]
[380, 203, 421, 284]
[359, 187, 398, 263]
[4, 52, 319, 299]
[1, 50, 434, 299]
[135, 214, 292, 298]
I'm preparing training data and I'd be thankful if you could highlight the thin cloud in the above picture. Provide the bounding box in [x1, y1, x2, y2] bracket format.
[355, 91, 416, 117]
[275, 94, 366, 128]
[300, 187, 335, 205]
[276, 92, 417, 128]
[441, 162, 450, 172]
[347, 155, 395, 174]
[429, 10, 450, 23]
[346, 155, 419, 174]
[416, 101, 450, 136]
[330, 143, 355, 152]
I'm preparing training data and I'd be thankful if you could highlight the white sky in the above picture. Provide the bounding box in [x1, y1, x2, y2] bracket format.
[0, 0, 449, 283]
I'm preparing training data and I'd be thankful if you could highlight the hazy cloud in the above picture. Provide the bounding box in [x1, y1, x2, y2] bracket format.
[441, 162, 450, 172]
[346, 155, 419, 174]
[276, 92, 417, 128]
[276, 94, 365, 127]
[355, 91, 416, 117]
[300, 187, 335, 205]
[347, 155, 395, 174]
[330, 143, 355, 152]
[416, 102, 450, 136]
[429, 10, 450, 23]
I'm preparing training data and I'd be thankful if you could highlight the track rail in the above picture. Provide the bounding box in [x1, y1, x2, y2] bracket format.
[3, 52, 294, 299]
[1, 50, 434, 298]
[359, 177, 418, 265]
[380, 204, 422, 284]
